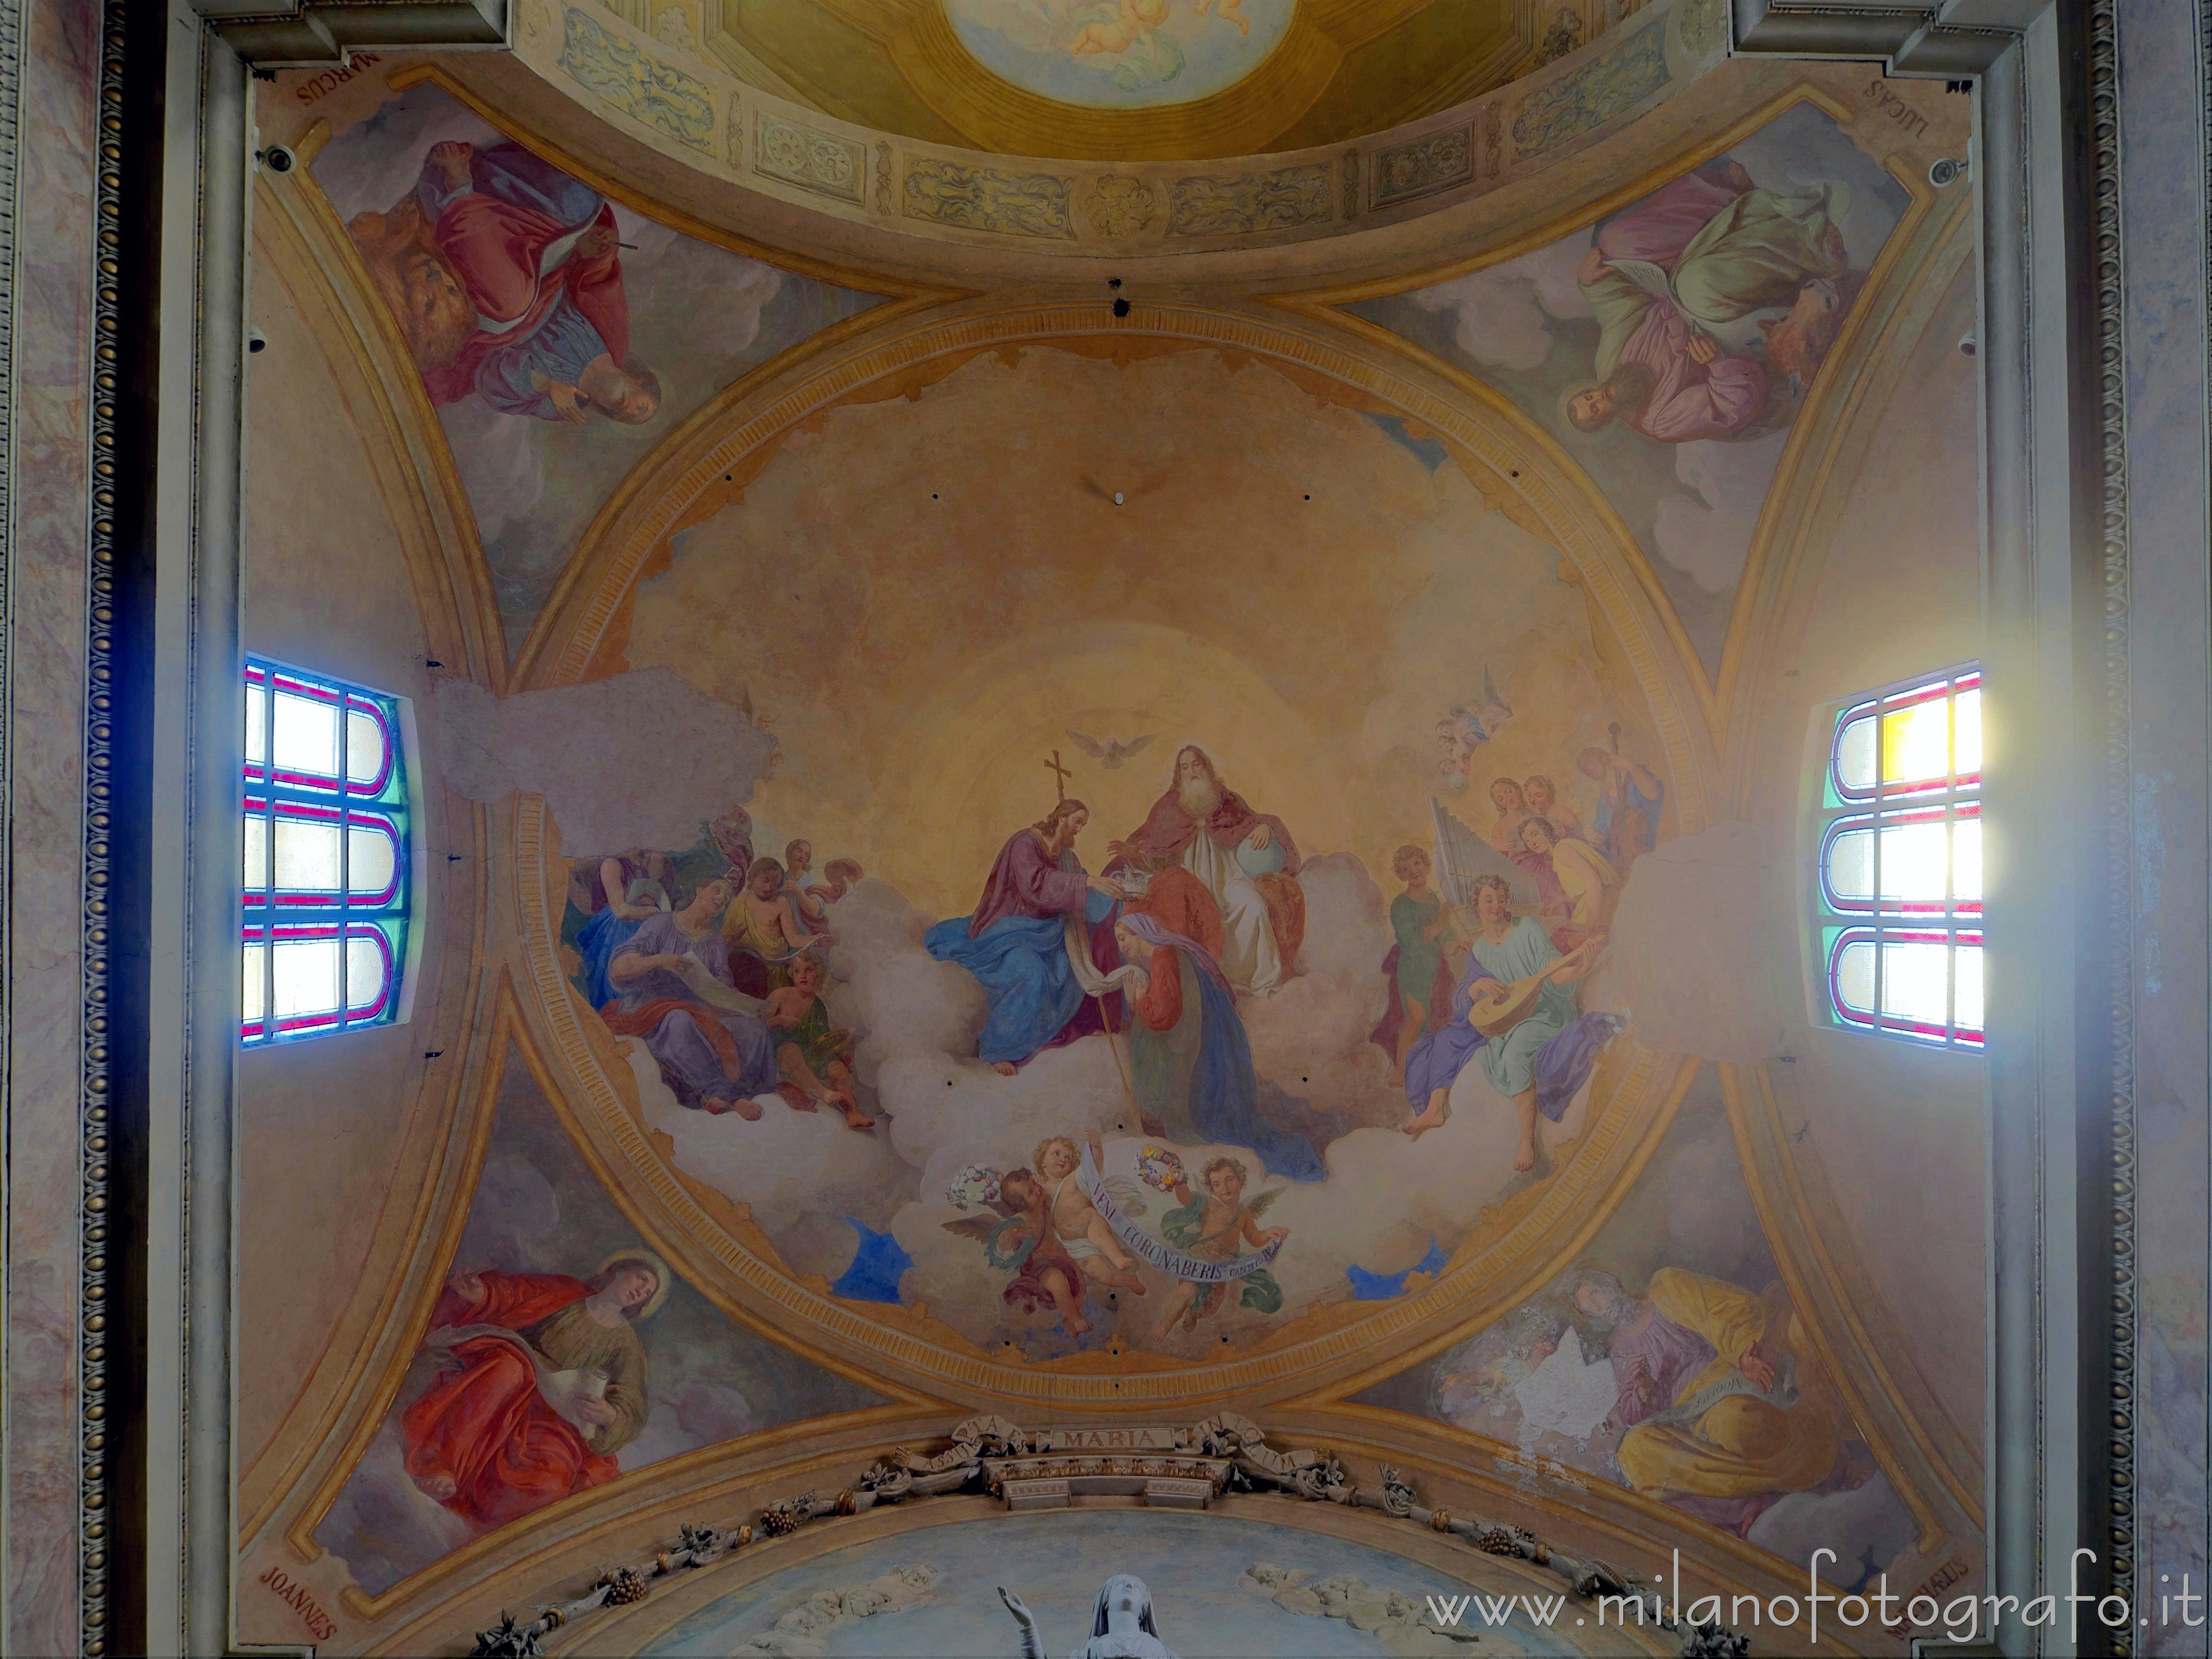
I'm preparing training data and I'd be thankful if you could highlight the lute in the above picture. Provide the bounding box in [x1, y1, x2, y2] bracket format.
[1465, 939, 1596, 1037]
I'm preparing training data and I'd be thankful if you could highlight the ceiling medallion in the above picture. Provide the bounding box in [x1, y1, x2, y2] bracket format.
[944, 0, 1298, 110]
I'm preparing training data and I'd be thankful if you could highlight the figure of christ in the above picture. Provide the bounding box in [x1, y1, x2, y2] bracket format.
[401, 141, 661, 424]
[1566, 161, 1854, 443]
[1574, 1269, 1859, 1532]
[1522, 775, 1588, 844]
[1147, 1154, 1288, 1344]
[762, 954, 874, 1130]
[401, 1254, 664, 1530]
[1520, 817, 1622, 953]
[1402, 876, 1610, 1170]
[1110, 746, 1301, 994]
[723, 857, 822, 993]
[1486, 776, 1568, 917]
[1036, 1133, 1147, 1300]
[604, 877, 780, 1119]
[925, 799, 1126, 1075]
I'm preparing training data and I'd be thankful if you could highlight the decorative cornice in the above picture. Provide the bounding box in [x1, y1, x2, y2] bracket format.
[190, 0, 507, 67]
[1729, 0, 2050, 77]
[79, 9, 127, 1651]
[453, 1415, 1751, 1659]
[2086, 0, 2136, 1637]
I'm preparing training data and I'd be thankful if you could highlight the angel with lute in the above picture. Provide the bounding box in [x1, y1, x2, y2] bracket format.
[1403, 873, 1619, 1170]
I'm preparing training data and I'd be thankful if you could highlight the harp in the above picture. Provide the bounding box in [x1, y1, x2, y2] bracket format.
[1429, 798, 1540, 910]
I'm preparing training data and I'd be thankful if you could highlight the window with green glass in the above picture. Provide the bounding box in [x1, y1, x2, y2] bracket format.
[1815, 664, 1981, 1048]
[241, 659, 412, 1045]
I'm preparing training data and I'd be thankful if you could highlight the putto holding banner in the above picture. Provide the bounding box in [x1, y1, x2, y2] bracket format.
[1078, 1142, 1289, 1345]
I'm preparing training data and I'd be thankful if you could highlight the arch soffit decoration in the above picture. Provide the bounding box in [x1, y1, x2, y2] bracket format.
[256, 0, 1743, 295]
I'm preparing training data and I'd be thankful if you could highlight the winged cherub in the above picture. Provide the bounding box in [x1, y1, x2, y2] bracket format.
[1147, 1151, 1288, 1344]
[941, 1145, 1149, 1337]
[1437, 666, 1515, 785]
[1067, 730, 1158, 770]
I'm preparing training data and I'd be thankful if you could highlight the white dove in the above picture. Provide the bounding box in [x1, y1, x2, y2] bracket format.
[1066, 730, 1158, 769]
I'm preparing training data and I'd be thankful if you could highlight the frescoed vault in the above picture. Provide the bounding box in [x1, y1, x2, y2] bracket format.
[230, 16, 1989, 1654]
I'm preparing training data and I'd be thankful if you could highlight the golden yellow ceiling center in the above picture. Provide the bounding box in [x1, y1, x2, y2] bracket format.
[713, 0, 1561, 160]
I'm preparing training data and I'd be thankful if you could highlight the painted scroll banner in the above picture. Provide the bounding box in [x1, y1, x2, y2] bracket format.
[1079, 1145, 1284, 1285]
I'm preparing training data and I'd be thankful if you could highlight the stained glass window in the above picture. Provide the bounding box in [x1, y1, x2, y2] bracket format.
[241, 660, 412, 1045]
[1816, 665, 1982, 1048]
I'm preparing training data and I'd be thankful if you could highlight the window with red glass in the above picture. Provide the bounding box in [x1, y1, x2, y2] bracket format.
[1815, 664, 1982, 1048]
[241, 660, 412, 1044]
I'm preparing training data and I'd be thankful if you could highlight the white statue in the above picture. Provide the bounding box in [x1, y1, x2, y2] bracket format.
[999, 1575, 1178, 1659]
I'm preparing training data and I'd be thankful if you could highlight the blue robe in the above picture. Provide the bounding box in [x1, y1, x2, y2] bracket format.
[927, 888, 1121, 1067]
[1405, 920, 1625, 1117]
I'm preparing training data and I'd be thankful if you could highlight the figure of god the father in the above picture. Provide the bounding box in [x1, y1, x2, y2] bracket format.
[1109, 746, 1298, 994]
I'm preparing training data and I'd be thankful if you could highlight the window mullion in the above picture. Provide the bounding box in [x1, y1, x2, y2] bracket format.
[263, 677, 276, 1043]
[338, 692, 350, 1032]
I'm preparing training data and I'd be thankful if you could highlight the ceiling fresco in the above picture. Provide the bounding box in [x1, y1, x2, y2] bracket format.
[517, 337, 1672, 1370]
[612, 0, 1594, 160]
[310, 79, 890, 652]
[1351, 1077, 1924, 1584]
[1345, 99, 1915, 681]
[945, 0, 1299, 110]
[236, 25, 1981, 1654]
[311, 1044, 885, 1600]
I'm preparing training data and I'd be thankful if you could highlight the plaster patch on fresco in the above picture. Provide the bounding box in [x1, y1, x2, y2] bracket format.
[434, 668, 777, 856]
[1353, 102, 1912, 678]
[311, 1047, 882, 1596]
[946, 0, 1297, 111]
[1353, 1086, 1923, 1586]
[311, 80, 886, 650]
[1601, 821, 1789, 1062]
[521, 344, 1685, 1356]
[656, 1510, 1551, 1656]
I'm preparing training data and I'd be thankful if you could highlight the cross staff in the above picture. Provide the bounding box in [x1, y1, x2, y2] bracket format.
[1044, 749, 1072, 802]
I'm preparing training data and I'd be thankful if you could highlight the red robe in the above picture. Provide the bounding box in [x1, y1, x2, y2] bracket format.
[1112, 784, 1301, 877]
[1123, 868, 1226, 1032]
[419, 179, 627, 408]
[401, 1271, 618, 1530]
[1112, 788, 1306, 965]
